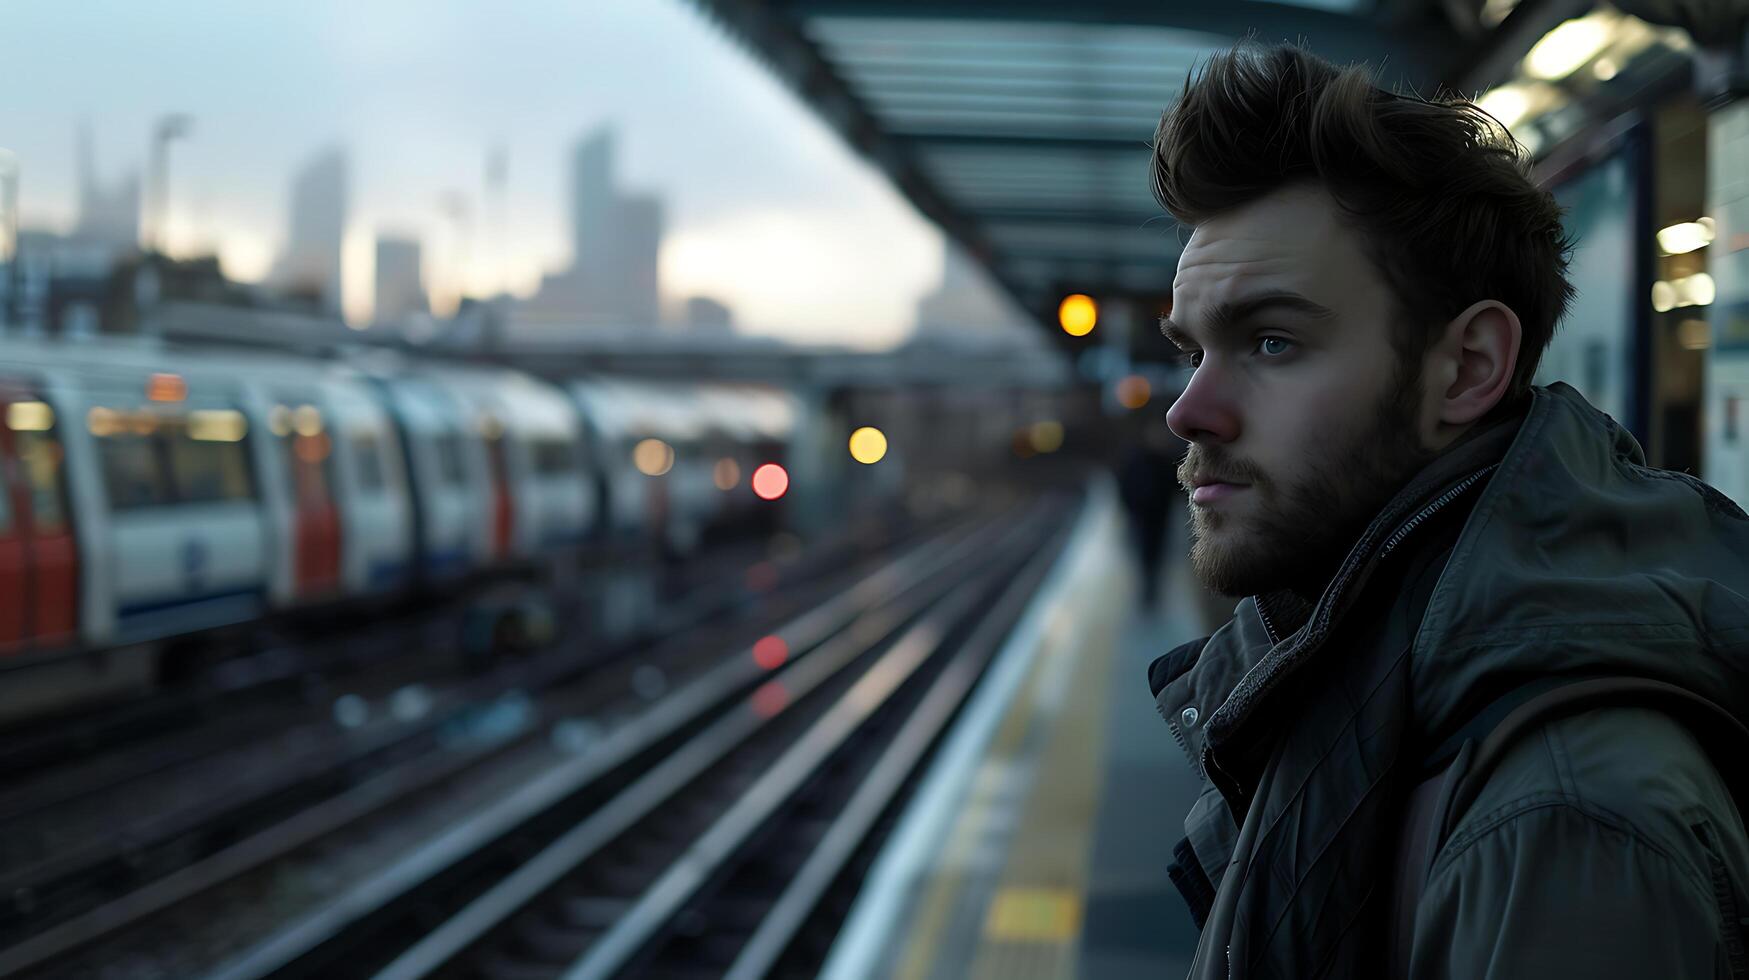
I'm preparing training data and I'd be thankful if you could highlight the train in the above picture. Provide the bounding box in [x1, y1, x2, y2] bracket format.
[0, 336, 819, 717]
[0, 334, 1080, 721]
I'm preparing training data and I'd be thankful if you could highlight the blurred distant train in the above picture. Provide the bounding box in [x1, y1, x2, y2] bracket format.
[0, 336, 1075, 718]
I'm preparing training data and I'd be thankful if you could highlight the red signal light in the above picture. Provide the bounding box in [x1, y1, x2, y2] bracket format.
[751, 463, 789, 501]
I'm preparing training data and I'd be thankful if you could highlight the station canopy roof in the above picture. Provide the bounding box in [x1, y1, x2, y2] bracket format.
[687, 0, 1631, 350]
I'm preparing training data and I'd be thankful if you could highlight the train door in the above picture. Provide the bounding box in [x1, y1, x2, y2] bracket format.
[0, 454, 22, 648]
[482, 417, 514, 559]
[275, 402, 342, 598]
[0, 391, 78, 652]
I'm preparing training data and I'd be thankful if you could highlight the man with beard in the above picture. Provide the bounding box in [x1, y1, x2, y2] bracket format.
[1148, 42, 1749, 978]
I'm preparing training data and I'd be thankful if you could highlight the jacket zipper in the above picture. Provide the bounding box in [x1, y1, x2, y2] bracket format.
[1255, 599, 1281, 646]
[1376, 464, 1497, 560]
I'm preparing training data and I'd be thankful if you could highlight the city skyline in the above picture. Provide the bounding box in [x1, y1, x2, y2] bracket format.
[0, 0, 1027, 348]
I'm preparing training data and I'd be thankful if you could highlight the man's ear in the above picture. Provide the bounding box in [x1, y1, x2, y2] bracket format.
[1430, 300, 1521, 427]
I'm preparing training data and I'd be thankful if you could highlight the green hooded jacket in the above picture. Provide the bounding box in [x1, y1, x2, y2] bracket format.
[1149, 381, 1749, 978]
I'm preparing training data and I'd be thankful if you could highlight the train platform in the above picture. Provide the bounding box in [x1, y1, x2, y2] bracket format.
[820, 478, 1227, 979]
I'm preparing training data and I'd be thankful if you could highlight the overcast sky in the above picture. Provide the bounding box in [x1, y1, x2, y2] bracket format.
[0, 0, 963, 347]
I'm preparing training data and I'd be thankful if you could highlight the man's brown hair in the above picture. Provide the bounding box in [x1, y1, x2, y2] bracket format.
[1151, 41, 1577, 414]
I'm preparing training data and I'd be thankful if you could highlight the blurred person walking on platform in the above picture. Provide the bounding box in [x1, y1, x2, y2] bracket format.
[1117, 418, 1186, 614]
[1146, 41, 1749, 979]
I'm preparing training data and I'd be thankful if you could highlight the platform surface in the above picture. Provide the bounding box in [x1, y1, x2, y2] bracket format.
[824, 486, 1226, 979]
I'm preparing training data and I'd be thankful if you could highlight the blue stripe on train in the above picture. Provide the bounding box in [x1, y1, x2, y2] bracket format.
[423, 547, 472, 579]
[541, 526, 590, 549]
[368, 558, 410, 591]
[115, 586, 268, 642]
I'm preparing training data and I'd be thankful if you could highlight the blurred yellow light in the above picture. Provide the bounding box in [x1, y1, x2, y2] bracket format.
[1655, 274, 1716, 311]
[1657, 220, 1714, 255]
[1679, 319, 1711, 350]
[269, 405, 293, 437]
[1652, 280, 1677, 313]
[1592, 56, 1618, 80]
[713, 457, 740, 490]
[6, 401, 54, 432]
[146, 373, 187, 402]
[634, 438, 674, 477]
[293, 404, 323, 437]
[1525, 14, 1611, 81]
[189, 409, 248, 442]
[1030, 420, 1064, 453]
[88, 407, 120, 437]
[1115, 375, 1151, 410]
[848, 426, 888, 464]
[1058, 294, 1097, 337]
[1679, 273, 1716, 307]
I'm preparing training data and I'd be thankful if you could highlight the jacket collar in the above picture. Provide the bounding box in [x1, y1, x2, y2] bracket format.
[1151, 398, 1526, 797]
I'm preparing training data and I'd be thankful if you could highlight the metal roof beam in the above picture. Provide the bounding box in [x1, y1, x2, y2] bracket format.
[783, 0, 1452, 90]
[892, 131, 1149, 151]
[1443, 0, 1595, 93]
[968, 207, 1168, 227]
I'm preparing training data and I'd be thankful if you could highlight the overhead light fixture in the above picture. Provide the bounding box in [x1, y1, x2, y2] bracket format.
[1657, 219, 1715, 255]
[1477, 85, 1532, 129]
[1525, 13, 1614, 81]
[1679, 273, 1717, 307]
[1654, 274, 1717, 311]
[1653, 280, 1677, 313]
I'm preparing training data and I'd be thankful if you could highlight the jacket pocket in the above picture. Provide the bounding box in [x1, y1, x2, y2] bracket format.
[1692, 819, 1749, 978]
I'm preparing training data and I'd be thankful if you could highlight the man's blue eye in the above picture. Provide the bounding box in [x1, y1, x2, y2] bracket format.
[1172, 340, 1286, 368]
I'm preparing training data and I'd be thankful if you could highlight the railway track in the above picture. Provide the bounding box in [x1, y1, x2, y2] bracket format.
[0, 511, 839, 784]
[191, 489, 1076, 980]
[0, 499, 1010, 977]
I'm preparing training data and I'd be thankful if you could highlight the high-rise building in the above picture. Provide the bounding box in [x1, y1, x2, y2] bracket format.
[524, 126, 663, 328]
[572, 128, 614, 284]
[613, 194, 662, 327]
[71, 124, 140, 252]
[374, 236, 427, 326]
[272, 146, 347, 312]
[0, 150, 17, 267]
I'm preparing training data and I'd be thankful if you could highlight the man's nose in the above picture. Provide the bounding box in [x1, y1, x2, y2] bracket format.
[1166, 365, 1240, 445]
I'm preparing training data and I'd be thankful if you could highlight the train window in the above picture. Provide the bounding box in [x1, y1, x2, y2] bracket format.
[534, 437, 575, 476]
[435, 431, 468, 486]
[99, 434, 173, 510]
[352, 431, 386, 491]
[168, 422, 257, 504]
[14, 429, 68, 532]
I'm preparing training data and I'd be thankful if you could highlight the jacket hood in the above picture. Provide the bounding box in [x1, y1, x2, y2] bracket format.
[1409, 380, 1749, 744]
